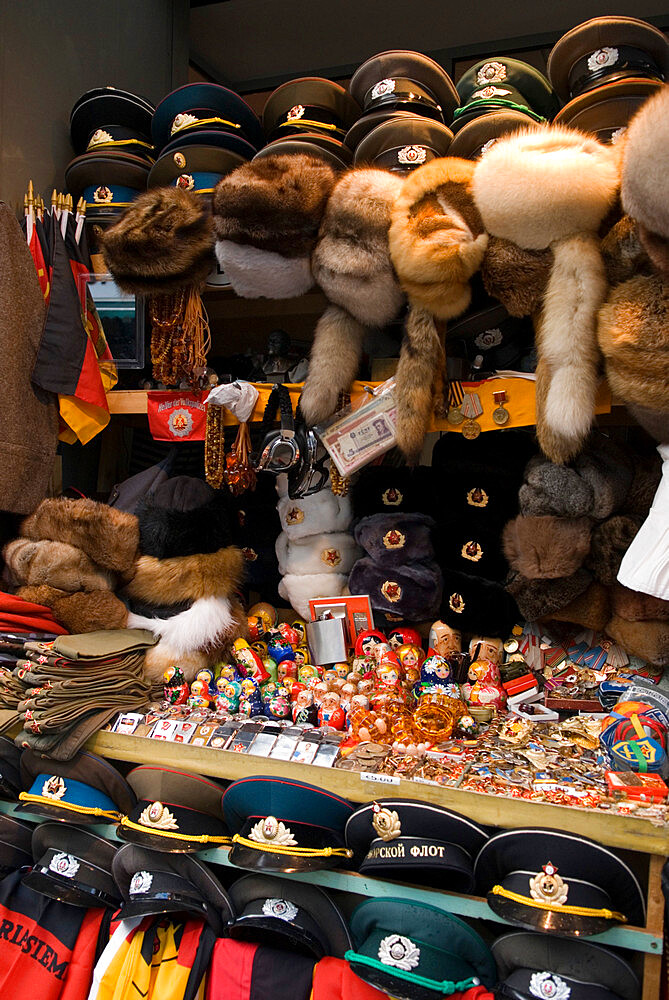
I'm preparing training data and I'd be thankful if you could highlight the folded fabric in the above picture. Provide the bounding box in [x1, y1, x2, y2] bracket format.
[276, 532, 360, 576]
[354, 513, 435, 566]
[4, 538, 114, 592]
[439, 569, 520, 637]
[617, 443, 669, 600]
[349, 558, 442, 622]
[0, 590, 67, 634]
[502, 516, 591, 579]
[506, 568, 592, 621]
[21, 498, 139, 573]
[278, 572, 348, 620]
[277, 491, 352, 539]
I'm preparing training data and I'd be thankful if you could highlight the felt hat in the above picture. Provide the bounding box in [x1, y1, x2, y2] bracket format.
[345, 800, 487, 892]
[24, 822, 120, 909]
[65, 151, 150, 219]
[354, 513, 435, 567]
[0, 736, 23, 799]
[136, 476, 233, 558]
[475, 827, 645, 934]
[117, 765, 230, 852]
[223, 775, 354, 873]
[17, 748, 135, 823]
[502, 516, 592, 579]
[263, 77, 360, 143]
[554, 78, 663, 143]
[0, 814, 33, 874]
[449, 109, 542, 159]
[349, 51, 459, 125]
[440, 569, 520, 637]
[506, 568, 593, 622]
[350, 466, 437, 521]
[148, 143, 249, 195]
[354, 115, 453, 171]
[152, 82, 264, 153]
[228, 873, 352, 959]
[113, 842, 234, 934]
[454, 58, 559, 132]
[346, 898, 496, 1000]
[70, 87, 154, 155]
[349, 558, 443, 622]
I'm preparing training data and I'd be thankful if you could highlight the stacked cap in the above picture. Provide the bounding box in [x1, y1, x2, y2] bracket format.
[0, 814, 33, 874]
[17, 748, 136, 823]
[451, 58, 559, 160]
[346, 51, 458, 169]
[258, 78, 359, 169]
[549, 16, 669, 143]
[24, 822, 121, 909]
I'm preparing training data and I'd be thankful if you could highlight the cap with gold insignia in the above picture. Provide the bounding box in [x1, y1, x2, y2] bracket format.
[345, 800, 488, 891]
[228, 872, 352, 959]
[349, 50, 459, 127]
[345, 898, 496, 1000]
[474, 828, 646, 935]
[23, 822, 120, 909]
[0, 814, 33, 875]
[148, 144, 247, 196]
[554, 77, 663, 143]
[492, 931, 641, 1000]
[152, 82, 264, 154]
[263, 77, 360, 145]
[547, 16, 669, 103]
[113, 842, 234, 934]
[223, 775, 354, 873]
[16, 748, 135, 824]
[70, 87, 155, 160]
[454, 58, 559, 133]
[353, 113, 453, 171]
[117, 765, 229, 852]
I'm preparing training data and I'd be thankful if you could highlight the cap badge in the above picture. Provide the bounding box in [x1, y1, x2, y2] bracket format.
[242, 547, 258, 562]
[467, 487, 488, 508]
[176, 174, 195, 191]
[49, 852, 79, 878]
[529, 972, 571, 1000]
[382, 487, 403, 506]
[462, 540, 483, 562]
[173, 151, 187, 168]
[130, 870, 153, 895]
[371, 79, 396, 100]
[588, 47, 618, 72]
[473, 86, 512, 99]
[89, 128, 112, 147]
[287, 105, 305, 120]
[285, 506, 304, 524]
[321, 547, 342, 567]
[139, 801, 179, 831]
[475, 327, 503, 350]
[449, 593, 465, 613]
[42, 775, 66, 800]
[529, 862, 569, 906]
[93, 186, 113, 204]
[381, 580, 402, 603]
[397, 145, 427, 165]
[249, 815, 297, 847]
[372, 803, 401, 841]
[476, 61, 507, 84]
[171, 112, 199, 135]
[383, 529, 406, 550]
[262, 897, 298, 921]
[611, 126, 627, 144]
[378, 934, 420, 971]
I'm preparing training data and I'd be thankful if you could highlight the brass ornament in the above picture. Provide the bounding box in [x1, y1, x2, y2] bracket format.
[139, 801, 179, 831]
[42, 776, 66, 800]
[372, 803, 401, 841]
[467, 487, 488, 508]
[529, 862, 569, 906]
[383, 529, 406, 550]
[462, 540, 483, 562]
[381, 580, 402, 603]
[249, 815, 297, 847]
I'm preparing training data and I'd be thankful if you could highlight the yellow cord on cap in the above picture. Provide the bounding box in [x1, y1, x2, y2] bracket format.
[18, 792, 120, 822]
[276, 120, 345, 135]
[172, 116, 241, 133]
[232, 833, 353, 859]
[490, 885, 627, 922]
[118, 816, 231, 845]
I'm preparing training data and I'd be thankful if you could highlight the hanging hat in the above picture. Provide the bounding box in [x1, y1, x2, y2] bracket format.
[136, 476, 233, 559]
[345, 898, 496, 1000]
[24, 822, 120, 909]
[0, 814, 33, 874]
[0, 735, 23, 799]
[474, 828, 646, 935]
[349, 51, 459, 125]
[117, 765, 230, 852]
[263, 78, 360, 143]
[454, 58, 559, 132]
[554, 78, 663, 143]
[621, 83, 669, 274]
[354, 115, 453, 171]
[70, 87, 154, 156]
[223, 775, 354, 873]
[449, 109, 542, 159]
[17, 748, 135, 823]
[65, 151, 150, 220]
[345, 800, 487, 892]
[148, 144, 249, 196]
[228, 873, 352, 959]
[152, 82, 264, 153]
[113, 842, 234, 934]
[492, 931, 641, 1000]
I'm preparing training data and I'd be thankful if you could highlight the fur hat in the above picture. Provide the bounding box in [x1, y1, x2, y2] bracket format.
[277, 572, 348, 620]
[431, 460, 521, 529]
[473, 126, 619, 463]
[101, 187, 215, 296]
[3, 538, 114, 592]
[606, 615, 669, 667]
[21, 498, 139, 573]
[433, 519, 508, 582]
[439, 570, 520, 637]
[301, 169, 405, 425]
[624, 453, 663, 516]
[17, 585, 129, 633]
[388, 157, 488, 461]
[611, 583, 669, 622]
[621, 85, 669, 276]
[350, 466, 436, 520]
[543, 581, 611, 632]
[136, 476, 233, 559]
[481, 237, 553, 318]
[503, 516, 592, 579]
[354, 513, 435, 567]
[431, 427, 538, 479]
[123, 546, 244, 606]
[506, 568, 592, 621]
[275, 531, 360, 576]
[212, 154, 336, 299]
[349, 558, 442, 622]
[277, 490, 352, 540]
[587, 515, 642, 586]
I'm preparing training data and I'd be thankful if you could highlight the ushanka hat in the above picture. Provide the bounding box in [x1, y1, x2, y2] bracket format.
[502, 516, 592, 579]
[17, 748, 135, 823]
[354, 513, 435, 567]
[506, 568, 593, 622]
[349, 559, 442, 622]
[433, 515, 508, 582]
[474, 828, 645, 935]
[276, 532, 360, 576]
[24, 822, 120, 909]
[440, 569, 520, 637]
[345, 800, 487, 892]
[346, 898, 496, 1000]
[277, 489, 352, 539]
[350, 466, 436, 521]
[136, 476, 233, 558]
[21, 497, 139, 573]
[0, 814, 33, 874]
[228, 873, 352, 959]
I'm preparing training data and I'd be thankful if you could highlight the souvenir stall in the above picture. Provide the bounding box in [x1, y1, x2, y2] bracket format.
[0, 11, 668, 1000]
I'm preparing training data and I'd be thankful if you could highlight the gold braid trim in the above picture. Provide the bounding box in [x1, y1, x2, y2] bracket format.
[490, 885, 627, 922]
[119, 816, 231, 845]
[18, 792, 120, 821]
[231, 833, 352, 858]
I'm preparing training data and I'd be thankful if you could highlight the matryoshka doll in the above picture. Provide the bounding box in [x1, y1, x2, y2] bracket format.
[388, 626, 422, 650]
[267, 633, 296, 665]
[187, 678, 211, 710]
[428, 621, 462, 657]
[195, 667, 217, 699]
[232, 638, 270, 683]
[396, 644, 425, 690]
[239, 676, 264, 716]
[292, 687, 318, 725]
[468, 637, 504, 665]
[462, 660, 506, 711]
[417, 655, 461, 699]
[318, 691, 346, 730]
[216, 680, 241, 714]
[277, 659, 298, 684]
[354, 629, 387, 658]
[163, 665, 189, 705]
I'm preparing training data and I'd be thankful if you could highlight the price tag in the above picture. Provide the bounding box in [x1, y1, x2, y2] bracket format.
[360, 772, 400, 785]
[412, 777, 440, 786]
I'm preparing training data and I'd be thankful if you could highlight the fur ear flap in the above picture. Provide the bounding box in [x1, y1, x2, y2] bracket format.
[300, 305, 366, 425]
[394, 305, 445, 463]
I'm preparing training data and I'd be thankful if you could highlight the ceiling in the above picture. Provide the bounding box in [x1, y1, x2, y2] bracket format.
[189, 0, 669, 93]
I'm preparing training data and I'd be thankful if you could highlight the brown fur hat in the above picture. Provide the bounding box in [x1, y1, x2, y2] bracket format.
[506, 568, 592, 621]
[212, 154, 336, 299]
[586, 515, 642, 585]
[21, 498, 139, 573]
[611, 583, 669, 621]
[123, 546, 245, 605]
[3, 538, 114, 592]
[503, 516, 591, 579]
[606, 615, 669, 667]
[17, 584, 129, 633]
[544, 581, 611, 632]
[621, 85, 669, 276]
[101, 187, 215, 296]
[473, 126, 619, 464]
[600, 216, 652, 287]
[481, 237, 552, 317]
[388, 157, 488, 461]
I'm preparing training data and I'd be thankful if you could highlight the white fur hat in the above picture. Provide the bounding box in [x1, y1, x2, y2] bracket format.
[276, 531, 361, 576]
[277, 490, 352, 539]
[278, 572, 348, 619]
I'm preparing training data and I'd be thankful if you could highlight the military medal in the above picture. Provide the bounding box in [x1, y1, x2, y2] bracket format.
[447, 406, 464, 425]
[446, 379, 464, 425]
[492, 389, 510, 425]
[460, 391, 483, 438]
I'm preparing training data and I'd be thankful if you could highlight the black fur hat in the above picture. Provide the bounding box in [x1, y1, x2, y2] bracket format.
[354, 513, 435, 567]
[433, 516, 508, 582]
[351, 466, 437, 521]
[137, 476, 233, 558]
[349, 558, 442, 622]
[439, 569, 520, 637]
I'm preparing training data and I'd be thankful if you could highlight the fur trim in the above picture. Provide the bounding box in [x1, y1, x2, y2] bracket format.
[506, 568, 592, 620]
[275, 531, 360, 576]
[606, 615, 669, 667]
[622, 86, 669, 243]
[624, 454, 662, 516]
[300, 305, 366, 425]
[544, 581, 611, 632]
[481, 237, 552, 317]
[3, 538, 114, 592]
[601, 216, 651, 286]
[278, 572, 348, 619]
[502, 516, 591, 579]
[277, 490, 352, 539]
[637, 225, 669, 280]
[612, 583, 669, 621]
[349, 557, 442, 621]
[20, 498, 138, 573]
[587, 515, 641, 585]
[101, 187, 214, 295]
[18, 584, 129, 632]
[215, 241, 313, 299]
[127, 595, 235, 655]
[312, 168, 404, 326]
[598, 273, 669, 412]
[123, 546, 245, 605]
[394, 306, 444, 463]
[389, 157, 487, 318]
[212, 154, 336, 257]
[473, 126, 619, 249]
[534, 233, 606, 464]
